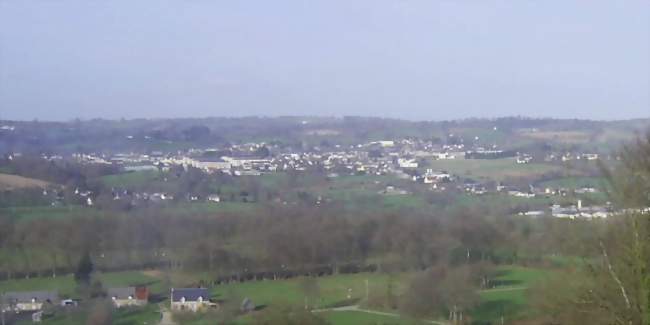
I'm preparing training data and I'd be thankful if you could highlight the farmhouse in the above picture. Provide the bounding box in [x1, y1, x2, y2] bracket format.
[170, 288, 210, 312]
[107, 287, 149, 308]
[1, 291, 59, 313]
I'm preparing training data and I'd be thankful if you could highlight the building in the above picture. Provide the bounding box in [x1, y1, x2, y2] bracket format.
[1, 291, 59, 313]
[170, 288, 210, 312]
[107, 287, 149, 308]
[397, 158, 418, 168]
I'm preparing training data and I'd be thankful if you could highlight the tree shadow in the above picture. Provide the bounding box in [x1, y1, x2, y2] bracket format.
[471, 299, 523, 323]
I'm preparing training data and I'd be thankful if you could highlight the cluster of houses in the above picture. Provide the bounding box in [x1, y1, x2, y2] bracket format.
[10, 136, 617, 211]
[517, 200, 611, 219]
[36, 136, 609, 183]
[66, 139, 470, 177]
[1, 286, 240, 322]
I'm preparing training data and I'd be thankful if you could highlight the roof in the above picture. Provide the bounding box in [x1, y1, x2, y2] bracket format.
[107, 287, 149, 300]
[2, 291, 59, 304]
[171, 288, 209, 302]
[107, 287, 136, 300]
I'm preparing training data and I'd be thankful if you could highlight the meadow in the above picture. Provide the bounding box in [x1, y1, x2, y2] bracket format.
[0, 265, 552, 324]
[425, 158, 567, 182]
[0, 173, 50, 190]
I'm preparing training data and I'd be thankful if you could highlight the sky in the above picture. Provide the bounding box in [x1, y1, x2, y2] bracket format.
[0, 0, 648, 121]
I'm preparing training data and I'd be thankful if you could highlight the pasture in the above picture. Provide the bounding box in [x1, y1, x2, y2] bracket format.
[212, 272, 403, 309]
[538, 176, 609, 190]
[517, 130, 593, 144]
[0, 173, 50, 190]
[426, 158, 566, 182]
[472, 266, 552, 323]
[0, 265, 553, 324]
[0, 205, 92, 221]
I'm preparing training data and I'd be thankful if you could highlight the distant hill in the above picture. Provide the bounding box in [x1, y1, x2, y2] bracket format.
[0, 173, 50, 190]
[0, 116, 648, 154]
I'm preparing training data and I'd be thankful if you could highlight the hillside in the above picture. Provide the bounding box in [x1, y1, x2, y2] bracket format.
[0, 173, 50, 190]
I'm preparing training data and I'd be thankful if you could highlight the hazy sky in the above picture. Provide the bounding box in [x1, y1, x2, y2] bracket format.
[0, 0, 648, 121]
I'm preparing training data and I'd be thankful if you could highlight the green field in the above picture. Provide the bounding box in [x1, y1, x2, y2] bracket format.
[212, 272, 403, 309]
[0, 265, 552, 324]
[538, 176, 609, 190]
[323, 310, 413, 325]
[471, 266, 552, 323]
[426, 158, 567, 182]
[164, 201, 261, 215]
[0, 205, 93, 221]
[100, 170, 162, 188]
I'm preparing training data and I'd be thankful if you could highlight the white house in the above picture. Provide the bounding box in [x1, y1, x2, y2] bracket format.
[1, 291, 59, 313]
[397, 158, 418, 168]
[170, 288, 210, 312]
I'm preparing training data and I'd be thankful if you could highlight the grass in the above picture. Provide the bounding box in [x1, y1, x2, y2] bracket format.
[474, 288, 527, 323]
[471, 266, 552, 323]
[163, 201, 261, 215]
[425, 158, 567, 182]
[1, 265, 554, 324]
[518, 130, 592, 144]
[100, 170, 162, 188]
[212, 273, 403, 309]
[324, 310, 411, 325]
[0, 173, 50, 190]
[0, 205, 95, 221]
[538, 176, 609, 190]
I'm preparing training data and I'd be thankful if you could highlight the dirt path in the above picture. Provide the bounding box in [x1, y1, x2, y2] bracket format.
[314, 305, 448, 325]
[480, 286, 527, 293]
[158, 305, 177, 325]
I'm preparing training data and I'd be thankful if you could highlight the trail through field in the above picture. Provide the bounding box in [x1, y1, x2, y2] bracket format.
[314, 305, 448, 325]
[480, 286, 527, 293]
[159, 305, 177, 325]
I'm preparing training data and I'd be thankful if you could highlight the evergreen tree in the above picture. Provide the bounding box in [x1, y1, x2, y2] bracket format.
[74, 252, 94, 286]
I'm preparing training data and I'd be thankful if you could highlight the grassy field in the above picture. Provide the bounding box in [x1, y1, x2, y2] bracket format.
[471, 266, 552, 323]
[315, 174, 432, 212]
[0, 265, 552, 324]
[0, 205, 93, 221]
[538, 176, 609, 190]
[212, 272, 403, 309]
[425, 158, 566, 182]
[99, 170, 178, 193]
[518, 130, 593, 144]
[0, 173, 50, 190]
[163, 201, 261, 216]
[210, 266, 550, 323]
[101, 170, 161, 187]
[323, 310, 413, 325]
